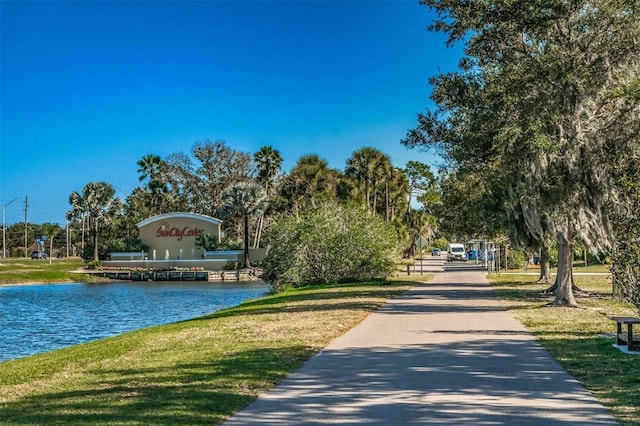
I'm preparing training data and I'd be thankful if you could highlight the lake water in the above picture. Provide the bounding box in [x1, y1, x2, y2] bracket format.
[0, 281, 270, 362]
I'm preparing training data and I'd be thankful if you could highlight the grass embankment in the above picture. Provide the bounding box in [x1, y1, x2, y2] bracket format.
[0, 278, 421, 424]
[490, 274, 640, 425]
[0, 258, 100, 285]
[523, 263, 610, 274]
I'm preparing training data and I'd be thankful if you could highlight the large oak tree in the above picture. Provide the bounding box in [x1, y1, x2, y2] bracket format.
[405, 0, 640, 306]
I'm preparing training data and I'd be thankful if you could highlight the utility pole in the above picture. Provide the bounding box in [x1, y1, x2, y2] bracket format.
[66, 219, 70, 258]
[24, 196, 29, 258]
[2, 197, 19, 258]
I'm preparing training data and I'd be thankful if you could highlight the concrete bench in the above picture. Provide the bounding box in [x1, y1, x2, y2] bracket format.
[612, 316, 640, 351]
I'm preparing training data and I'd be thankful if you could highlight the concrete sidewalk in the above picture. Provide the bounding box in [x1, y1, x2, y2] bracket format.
[225, 270, 617, 425]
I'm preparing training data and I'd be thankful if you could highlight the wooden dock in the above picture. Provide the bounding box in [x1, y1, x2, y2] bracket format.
[84, 269, 260, 282]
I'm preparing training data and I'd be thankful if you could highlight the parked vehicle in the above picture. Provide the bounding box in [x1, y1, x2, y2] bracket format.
[432, 248, 441, 256]
[447, 243, 466, 262]
[30, 251, 48, 259]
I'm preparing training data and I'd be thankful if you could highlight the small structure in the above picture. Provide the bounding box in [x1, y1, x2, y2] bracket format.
[103, 212, 265, 275]
[137, 212, 222, 259]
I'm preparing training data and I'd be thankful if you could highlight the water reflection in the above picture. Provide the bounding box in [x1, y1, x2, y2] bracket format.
[0, 281, 270, 362]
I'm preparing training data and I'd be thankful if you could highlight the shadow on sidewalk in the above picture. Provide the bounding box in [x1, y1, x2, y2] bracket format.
[227, 338, 616, 425]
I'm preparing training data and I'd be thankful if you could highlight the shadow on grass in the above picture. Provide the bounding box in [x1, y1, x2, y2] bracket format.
[192, 282, 415, 321]
[538, 334, 640, 425]
[195, 280, 513, 319]
[0, 346, 314, 425]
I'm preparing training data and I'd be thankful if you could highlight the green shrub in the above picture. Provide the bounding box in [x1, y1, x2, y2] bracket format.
[503, 249, 525, 269]
[86, 260, 103, 270]
[548, 244, 559, 267]
[611, 213, 640, 305]
[223, 261, 239, 270]
[263, 203, 399, 291]
[195, 234, 243, 252]
[431, 237, 449, 251]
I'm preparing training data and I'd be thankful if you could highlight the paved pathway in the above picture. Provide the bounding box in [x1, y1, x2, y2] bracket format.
[225, 266, 617, 425]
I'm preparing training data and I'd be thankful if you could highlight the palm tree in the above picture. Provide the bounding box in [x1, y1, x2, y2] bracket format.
[405, 209, 437, 258]
[137, 154, 164, 182]
[280, 155, 339, 214]
[40, 222, 61, 265]
[70, 182, 117, 260]
[370, 152, 392, 213]
[345, 147, 390, 211]
[346, 148, 375, 208]
[385, 167, 409, 222]
[68, 192, 88, 253]
[221, 182, 267, 268]
[253, 146, 283, 247]
[253, 146, 283, 196]
[137, 154, 168, 214]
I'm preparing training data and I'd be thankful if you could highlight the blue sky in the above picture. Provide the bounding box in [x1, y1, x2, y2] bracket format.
[1, 0, 462, 226]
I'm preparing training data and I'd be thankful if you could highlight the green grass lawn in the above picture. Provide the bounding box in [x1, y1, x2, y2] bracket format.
[490, 273, 640, 425]
[504, 262, 610, 274]
[0, 279, 418, 425]
[569, 263, 612, 273]
[0, 258, 105, 285]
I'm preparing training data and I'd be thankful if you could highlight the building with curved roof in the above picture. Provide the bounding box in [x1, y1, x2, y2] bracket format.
[137, 212, 222, 260]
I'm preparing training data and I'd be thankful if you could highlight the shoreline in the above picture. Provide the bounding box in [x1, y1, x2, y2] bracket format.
[0, 278, 110, 288]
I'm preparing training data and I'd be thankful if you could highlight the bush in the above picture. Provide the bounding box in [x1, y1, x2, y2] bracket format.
[431, 237, 448, 251]
[11, 248, 25, 258]
[121, 238, 147, 253]
[611, 213, 640, 306]
[86, 260, 103, 270]
[263, 203, 399, 291]
[503, 248, 525, 269]
[548, 245, 559, 267]
[195, 234, 241, 251]
[223, 261, 240, 270]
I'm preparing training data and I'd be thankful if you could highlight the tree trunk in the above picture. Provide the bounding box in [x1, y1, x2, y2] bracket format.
[243, 214, 251, 268]
[93, 219, 99, 261]
[537, 243, 552, 283]
[253, 213, 264, 249]
[553, 230, 577, 306]
[544, 273, 583, 294]
[365, 180, 370, 209]
[504, 245, 509, 270]
[372, 181, 378, 212]
[81, 215, 86, 253]
[405, 231, 418, 259]
[385, 182, 390, 222]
